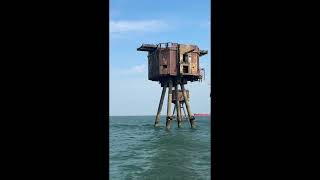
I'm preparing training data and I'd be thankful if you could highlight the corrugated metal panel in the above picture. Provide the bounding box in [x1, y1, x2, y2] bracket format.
[159, 49, 169, 75]
[191, 52, 198, 75]
[169, 48, 177, 76]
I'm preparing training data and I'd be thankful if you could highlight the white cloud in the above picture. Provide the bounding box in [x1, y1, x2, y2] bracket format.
[131, 64, 146, 73]
[118, 64, 147, 75]
[110, 20, 169, 33]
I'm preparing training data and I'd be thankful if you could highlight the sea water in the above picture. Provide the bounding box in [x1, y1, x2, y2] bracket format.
[110, 116, 211, 180]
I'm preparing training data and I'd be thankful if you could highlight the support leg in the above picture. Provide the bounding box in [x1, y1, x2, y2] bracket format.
[166, 80, 173, 129]
[172, 106, 176, 120]
[178, 104, 182, 125]
[154, 83, 167, 127]
[180, 83, 196, 128]
[182, 102, 187, 121]
[175, 83, 182, 128]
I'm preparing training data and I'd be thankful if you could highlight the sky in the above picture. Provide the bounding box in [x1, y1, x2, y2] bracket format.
[110, 0, 211, 116]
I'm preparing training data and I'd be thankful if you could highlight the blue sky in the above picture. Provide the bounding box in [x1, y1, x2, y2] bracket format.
[110, 0, 211, 116]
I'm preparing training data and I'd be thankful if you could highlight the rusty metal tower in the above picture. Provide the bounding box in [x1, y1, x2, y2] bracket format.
[137, 42, 207, 129]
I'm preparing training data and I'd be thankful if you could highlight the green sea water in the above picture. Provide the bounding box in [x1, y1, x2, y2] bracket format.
[110, 116, 211, 180]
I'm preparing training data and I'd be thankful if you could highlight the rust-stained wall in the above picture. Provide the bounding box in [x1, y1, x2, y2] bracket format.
[179, 44, 200, 76]
[138, 43, 206, 82]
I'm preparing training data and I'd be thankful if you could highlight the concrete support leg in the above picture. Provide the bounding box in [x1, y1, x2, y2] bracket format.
[182, 102, 187, 121]
[178, 103, 182, 123]
[154, 83, 167, 127]
[180, 83, 196, 128]
[175, 83, 182, 128]
[166, 80, 173, 129]
[172, 106, 176, 120]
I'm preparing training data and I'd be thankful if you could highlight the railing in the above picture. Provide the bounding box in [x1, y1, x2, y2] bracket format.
[156, 42, 178, 48]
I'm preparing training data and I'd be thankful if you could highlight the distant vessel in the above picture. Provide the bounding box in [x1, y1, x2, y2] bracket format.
[194, 113, 210, 116]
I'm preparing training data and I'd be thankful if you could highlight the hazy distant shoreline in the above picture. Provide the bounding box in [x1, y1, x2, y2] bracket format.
[109, 115, 162, 117]
[109, 115, 210, 117]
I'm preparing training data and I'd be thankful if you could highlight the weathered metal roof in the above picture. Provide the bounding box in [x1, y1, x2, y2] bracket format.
[199, 50, 208, 56]
[137, 44, 157, 52]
